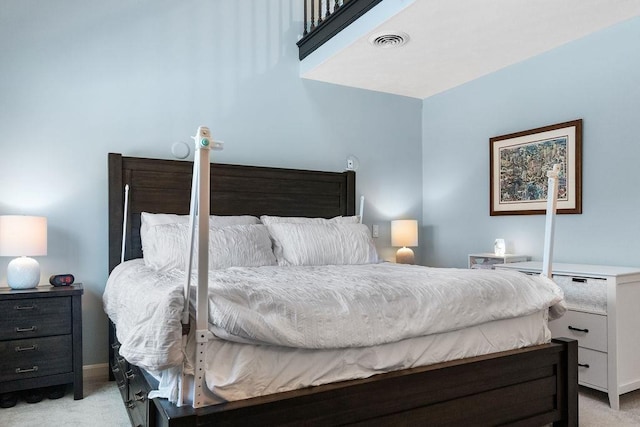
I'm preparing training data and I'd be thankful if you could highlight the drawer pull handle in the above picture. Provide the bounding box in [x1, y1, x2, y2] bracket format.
[578, 363, 590, 368]
[117, 382, 126, 390]
[125, 370, 135, 380]
[568, 326, 589, 333]
[125, 400, 135, 409]
[134, 391, 146, 402]
[14, 304, 37, 310]
[571, 277, 587, 283]
[15, 344, 38, 352]
[15, 326, 37, 333]
[16, 366, 39, 374]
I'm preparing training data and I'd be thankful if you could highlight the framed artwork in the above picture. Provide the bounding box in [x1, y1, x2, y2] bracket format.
[490, 119, 582, 216]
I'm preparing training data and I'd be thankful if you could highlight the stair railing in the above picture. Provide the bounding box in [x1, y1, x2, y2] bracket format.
[304, 0, 349, 36]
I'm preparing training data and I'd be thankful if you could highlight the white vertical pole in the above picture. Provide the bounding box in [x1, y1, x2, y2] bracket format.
[193, 127, 211, 408]
[177, 146, 200, 408]
[196, 129, 211, 334]
[359, 195, 365, 223]
[182, 161, 199, 325]
[120, 184, 130, 264]
[542, 164, 561, 278]
[191, 127, 223, 408]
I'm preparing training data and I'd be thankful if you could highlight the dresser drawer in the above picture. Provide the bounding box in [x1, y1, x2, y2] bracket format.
[0, 297, 71, 340]
[548, 310, 607, 352]
[553, 274, 607, 314]
[0, 335, 73, 382]
[578, 347, 608, 390]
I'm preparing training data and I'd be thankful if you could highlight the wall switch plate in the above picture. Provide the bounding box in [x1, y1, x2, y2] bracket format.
[372, 224, 379, 238]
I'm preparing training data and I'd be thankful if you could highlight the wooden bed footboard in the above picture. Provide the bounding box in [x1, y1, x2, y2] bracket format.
[110, 325, 577, 427]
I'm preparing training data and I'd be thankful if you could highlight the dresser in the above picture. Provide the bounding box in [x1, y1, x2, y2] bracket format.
[495, 262, 640, 410]
[0, 284, 83, 399]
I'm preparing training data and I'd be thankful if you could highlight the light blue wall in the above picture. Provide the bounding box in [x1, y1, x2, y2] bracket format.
[0, 1, 423, 365]
[422, 17, 640, 268]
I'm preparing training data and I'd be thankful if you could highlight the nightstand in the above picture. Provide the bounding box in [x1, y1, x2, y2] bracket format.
[468, 253, 530, 269]
[495, 262, 640, 410]
[0, 284, 83, 400]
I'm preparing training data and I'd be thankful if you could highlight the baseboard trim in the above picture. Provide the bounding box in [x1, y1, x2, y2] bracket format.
[83, 363, 110, 381]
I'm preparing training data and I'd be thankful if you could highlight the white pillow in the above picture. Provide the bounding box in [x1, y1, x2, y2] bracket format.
[143, 223, 276, 271]
[260, 216, 360, 262]
[266, 223, 379, 266]
[260, 215, 360, 225]
[140, 212, 260, 247]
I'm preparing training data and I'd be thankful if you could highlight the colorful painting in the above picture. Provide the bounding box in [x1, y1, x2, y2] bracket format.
[490, 120, 582, 215]
[499, 137, 567, 203]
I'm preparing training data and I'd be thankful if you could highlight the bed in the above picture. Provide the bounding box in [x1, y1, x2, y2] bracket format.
[106, 152, 578, 426]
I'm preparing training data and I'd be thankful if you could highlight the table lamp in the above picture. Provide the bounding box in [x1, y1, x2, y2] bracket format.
[0, 215, 47, 289]
[391, 219, 418, 264]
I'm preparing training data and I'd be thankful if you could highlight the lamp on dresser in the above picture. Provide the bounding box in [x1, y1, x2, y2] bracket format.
[391, 219, 418, 264]
[0, 215, 47, 289]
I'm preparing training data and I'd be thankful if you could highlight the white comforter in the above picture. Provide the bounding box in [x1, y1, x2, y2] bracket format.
[103, 260, 565, 371]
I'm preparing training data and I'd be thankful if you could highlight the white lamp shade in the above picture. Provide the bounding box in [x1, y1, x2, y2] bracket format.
[391, 219, 418, 247]
[0, 216, 47, 289]
[0, 215, 47, 256]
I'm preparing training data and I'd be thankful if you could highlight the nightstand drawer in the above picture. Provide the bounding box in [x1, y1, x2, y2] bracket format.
[0, 335, 73, 382]
[552, 274, 607, 314]
[548, 310, 606, 352]
[578, 347, 608, 390]
[0, 297, 71, 340]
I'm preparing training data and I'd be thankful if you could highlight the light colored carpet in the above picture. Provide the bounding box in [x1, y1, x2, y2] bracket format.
[0, 379, 129, 427]
[1, 380, 640, 426]
[579, 386, 640, 426]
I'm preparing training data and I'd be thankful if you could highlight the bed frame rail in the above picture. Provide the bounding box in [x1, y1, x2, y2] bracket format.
[139, 338, 577, 426]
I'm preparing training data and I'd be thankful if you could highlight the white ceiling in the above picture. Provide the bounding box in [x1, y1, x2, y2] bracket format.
[301, 0, 640, 99]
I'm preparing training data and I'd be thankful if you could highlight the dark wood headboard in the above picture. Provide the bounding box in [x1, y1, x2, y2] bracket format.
[108, 153, 356, 273]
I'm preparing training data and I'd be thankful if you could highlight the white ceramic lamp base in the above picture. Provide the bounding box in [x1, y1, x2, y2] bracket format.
[396, 247, 415, 264]
[7, 256, 40, 289]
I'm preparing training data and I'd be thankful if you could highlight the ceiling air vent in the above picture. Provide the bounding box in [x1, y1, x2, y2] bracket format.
[368, 31, 410, 48]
